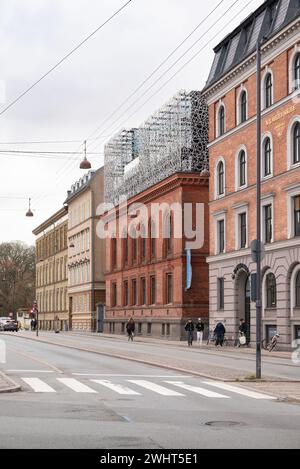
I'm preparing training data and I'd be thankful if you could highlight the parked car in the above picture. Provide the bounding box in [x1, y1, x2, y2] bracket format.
[3, 321, 18, 332]
[0, 317, 13, 331]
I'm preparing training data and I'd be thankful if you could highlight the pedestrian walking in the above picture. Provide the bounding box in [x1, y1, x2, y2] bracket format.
[214, 322, 226, 347]
[184, 319, 195, 347]
[30, 319, 34, 331]
[238, 318, 247, 347]
[126, 317, 135, 341]
[196, 318, 205, 346]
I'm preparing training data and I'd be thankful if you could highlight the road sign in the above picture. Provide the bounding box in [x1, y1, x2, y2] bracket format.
[251, 239, 265, 263]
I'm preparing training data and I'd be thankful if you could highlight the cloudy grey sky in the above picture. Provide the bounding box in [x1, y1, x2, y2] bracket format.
[0, 0, 263, 245]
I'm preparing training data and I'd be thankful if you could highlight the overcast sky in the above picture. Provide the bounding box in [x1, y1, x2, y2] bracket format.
[0, 0, 263, 245]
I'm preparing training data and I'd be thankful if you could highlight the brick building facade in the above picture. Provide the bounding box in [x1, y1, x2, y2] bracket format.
[203, 0, 300, 348]
[104, 172, 209, 339]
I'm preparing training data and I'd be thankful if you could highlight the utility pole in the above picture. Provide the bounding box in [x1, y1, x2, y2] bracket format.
[256, 39, 263, 379]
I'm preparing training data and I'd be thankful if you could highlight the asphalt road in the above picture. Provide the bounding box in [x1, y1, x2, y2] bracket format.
[0, 333, 300, 449]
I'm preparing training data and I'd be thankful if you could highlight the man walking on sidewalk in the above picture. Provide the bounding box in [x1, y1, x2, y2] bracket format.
[196, 318, 205, 346]
[184, 319, 195, 347]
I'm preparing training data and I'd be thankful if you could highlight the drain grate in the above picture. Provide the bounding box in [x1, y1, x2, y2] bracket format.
[205, 421, 245, 428]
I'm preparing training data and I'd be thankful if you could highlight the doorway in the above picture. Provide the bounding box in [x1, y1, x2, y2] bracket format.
[244, 276, 251, 344]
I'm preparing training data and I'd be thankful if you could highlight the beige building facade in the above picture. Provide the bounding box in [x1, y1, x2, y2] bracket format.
[66, 168, 105, 331]
[33, 207, 69, 331]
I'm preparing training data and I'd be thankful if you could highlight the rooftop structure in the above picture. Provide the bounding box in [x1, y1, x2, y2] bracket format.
[104, 90, 208, 205]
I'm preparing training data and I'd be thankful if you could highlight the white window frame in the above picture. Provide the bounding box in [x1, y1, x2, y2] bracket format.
[261, 194, 275, 245]
[286, 184, 300, 239]
[234, 204, 248, 250]
[216, 101, 226, 138]
[235, 145, 248, 190]
[287, 116, 300, 170]
[214, 157, 226, 199]
[214, 211, 227, 255]
[236, 86, 248, 125]
[261, 68, 274, 110]
[289, 46, 300, 94]
[261, 132, 274, 179]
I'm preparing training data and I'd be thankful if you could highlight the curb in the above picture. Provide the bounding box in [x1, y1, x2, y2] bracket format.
[0, 371, 21, 394]
[9, 333, 300, 384]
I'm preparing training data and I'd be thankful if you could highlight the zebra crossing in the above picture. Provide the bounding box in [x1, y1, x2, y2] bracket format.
[18, 375, 276, 400]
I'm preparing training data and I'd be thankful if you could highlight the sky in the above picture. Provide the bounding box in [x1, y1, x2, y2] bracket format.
[0, 0, 264, 245]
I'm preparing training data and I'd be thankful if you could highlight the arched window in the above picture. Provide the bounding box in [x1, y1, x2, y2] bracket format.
[264, 137, 272, 177]
[265, 73, 273, 108]
[218, 106, 225, 137]
[296, 271, 300, 308]
[266, 273, 277, 308]
[217, 161, 225, 196]
[294, 53, 300, 90]
[111, 237, 117, 270]
[240, 91, 247, 123]
[130, 228, 137, 264]
[238, 150, 246, 187]
[293, 122, 300, 165]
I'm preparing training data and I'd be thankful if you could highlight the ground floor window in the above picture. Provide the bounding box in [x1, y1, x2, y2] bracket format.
[147, 323, 152, 335]
[121, 322, 125, 334]
[266, 324, 277, 342]
[295, 326, 300, 340]
[109, 322, 115, 333]
[138, 323, 142, 334]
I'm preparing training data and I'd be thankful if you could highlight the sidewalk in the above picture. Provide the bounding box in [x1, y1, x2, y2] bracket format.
[0, 370, 21, 394]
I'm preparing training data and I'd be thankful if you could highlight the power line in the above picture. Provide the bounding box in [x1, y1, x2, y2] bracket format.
[0, 149, 103, 155]
[0, 0, 133, 118]
[85, 0, 227, 141]
[87, 0, 242, 148]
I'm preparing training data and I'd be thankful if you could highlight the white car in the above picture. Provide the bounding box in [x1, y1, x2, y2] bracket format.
[0, 317, 13, 331]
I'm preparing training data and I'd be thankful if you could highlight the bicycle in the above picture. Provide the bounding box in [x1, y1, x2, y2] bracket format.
[261, 333, 280, 352]
[206, 329, 229, 346]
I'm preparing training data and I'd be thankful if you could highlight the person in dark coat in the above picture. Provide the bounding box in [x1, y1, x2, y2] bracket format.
[238, 318, 248, 346]
[126, 317, 135, 341]
[184, 319, 195, 346]
[214, 322, 226, 347]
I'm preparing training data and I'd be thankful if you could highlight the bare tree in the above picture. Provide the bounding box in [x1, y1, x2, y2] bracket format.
[0, 241, 35, 316]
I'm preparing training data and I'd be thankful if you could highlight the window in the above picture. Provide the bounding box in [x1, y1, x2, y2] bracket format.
[132, 279, 137, 306]
[217, 161, 225, 196]
[166, 273, 173, 304]
[240, 90, 247, 123]
[150, 276, 156, 305]
[294, 53, 300, 90]
[218, 105, 225, 136]
[123, 235, 129, 266]
[111, 282, 117, 307]
[218, 278, 225, 310]
[131, 229, 137, 264]
[294, 196, 300, 237]
[238, 150, 246, 187]
[266, 273, 277, 308]
[161, 323, 166, 336]
[150, 221, 156, 259]
[138, 323, 142, 334]
[293, 122, 300, 165]
[140, 224, 147, 261]
[265, 73, 273, 108]
[111, 237, 117, 270]
[263, 137, 272, 177]
[147, 323, 152, 335]
[141, 277, 146, 305]
[217, 219, 225, 254]
[239, 212, 247, 248]
[296, 271, 300, 307]
[264, 204, 273, 244]
[123, 280, 129, 306]
[165, 215, 173, 256]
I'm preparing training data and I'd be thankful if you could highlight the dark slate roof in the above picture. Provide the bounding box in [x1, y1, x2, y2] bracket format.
[204, 0, 300, 90]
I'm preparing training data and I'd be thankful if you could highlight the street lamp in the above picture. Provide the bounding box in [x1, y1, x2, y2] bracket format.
[80, 140, 91, 170]
[26, 198, 34, 217]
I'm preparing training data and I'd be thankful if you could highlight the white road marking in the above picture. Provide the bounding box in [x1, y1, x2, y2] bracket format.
[203, 381, 276, 400]
[165, 381, 230, 398]
[57, 378, 97, 393]
[7, 370, 54, 373]
[72, 374, 191, 378]
[91, 380, 141, 395]
[128, 380, 185, 396]
[22, 378, 56, 393]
